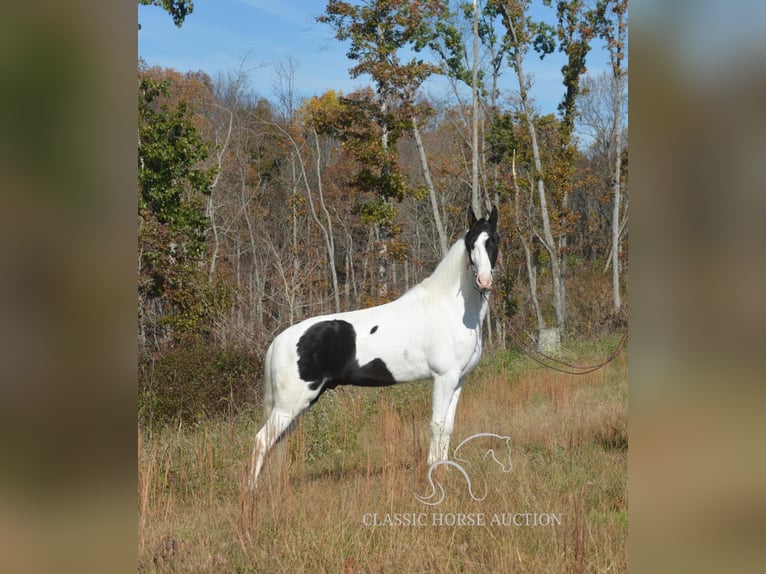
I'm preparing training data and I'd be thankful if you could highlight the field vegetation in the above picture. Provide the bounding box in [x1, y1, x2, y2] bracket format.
[137, 3, 628, 571]
[138, 336, 626, 573]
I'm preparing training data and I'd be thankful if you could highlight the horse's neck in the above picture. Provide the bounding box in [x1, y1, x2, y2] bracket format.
[419, 237, 485, 316]
[420, 239, 466, 294]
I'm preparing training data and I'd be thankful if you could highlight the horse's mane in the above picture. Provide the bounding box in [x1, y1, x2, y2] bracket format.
[415, 234, 469, 300]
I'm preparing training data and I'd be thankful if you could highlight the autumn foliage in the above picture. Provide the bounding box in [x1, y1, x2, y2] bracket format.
[137, 1, 627, 425]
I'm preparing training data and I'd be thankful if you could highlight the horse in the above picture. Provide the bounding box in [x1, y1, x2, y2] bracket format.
[247, 205, 500, 490]
[414, 432, 513, 506]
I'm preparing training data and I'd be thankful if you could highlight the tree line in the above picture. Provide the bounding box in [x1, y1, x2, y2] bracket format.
[138, 0, 627, 423]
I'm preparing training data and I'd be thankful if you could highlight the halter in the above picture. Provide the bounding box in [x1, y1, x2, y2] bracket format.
[467, 252, 493, 297]
[464, 206, 499, 284]
[466, 224, 498, 282]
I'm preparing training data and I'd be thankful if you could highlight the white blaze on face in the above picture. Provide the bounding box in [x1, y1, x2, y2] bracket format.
[471, 232, 493, 291]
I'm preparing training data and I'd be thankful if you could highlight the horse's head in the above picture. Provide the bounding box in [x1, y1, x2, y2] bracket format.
[481, 436, 513, 473]
[465, 205, 500, 292]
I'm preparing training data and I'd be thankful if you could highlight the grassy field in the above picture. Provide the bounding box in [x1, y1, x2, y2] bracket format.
[138, 336, 627, 573]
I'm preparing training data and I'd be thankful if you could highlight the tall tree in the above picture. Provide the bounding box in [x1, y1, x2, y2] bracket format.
[428, 1, 508, 212]
[471, 0, 482, 216]
[495, 0, 567, 349]
[594, 0, 628, 314]
[138, 74, 218, 346]
[272, 92, 343, 314]
[546, 0, 597, 338]
[576, 73, 626, 275]
[319, 0, 447, 296]
[411, 109, 448, 256]
[138, 0, 194, 27]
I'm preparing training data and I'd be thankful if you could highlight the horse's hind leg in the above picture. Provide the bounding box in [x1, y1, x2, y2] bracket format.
[246, 334, 322, 490]
[247, 408, 295, 490]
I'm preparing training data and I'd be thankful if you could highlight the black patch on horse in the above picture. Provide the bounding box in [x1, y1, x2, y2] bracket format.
[296, 319, 395, 393]
[370, 325, 378, 334]
[465, 205, 500, 268]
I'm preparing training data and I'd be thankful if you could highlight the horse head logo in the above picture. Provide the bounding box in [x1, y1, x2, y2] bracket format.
[414, 433, 513, 506]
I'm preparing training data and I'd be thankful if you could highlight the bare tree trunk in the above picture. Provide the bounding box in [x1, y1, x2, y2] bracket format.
[339, 222, 358, 305]
[611, 110, 623, 313]
[412, 117, 448, 256]
[471, 0, 493, 356]
[486, 303, 494, 347]
[404, 259, 409, 291]
[206, 105, 233, 283]
[264, 232, 295, 326]
[502, 4, 565, 342]
[376, 224, 388, 300]
[512, 151, 544, 331]
[558, 188, 568, 332]
[471, 0, 481, 216]
[535, 166, 566, 334]
[275, 55, 299, 122]
[526, 107, 565, 334]
[265, 121, 340, 314]
[610, 8, 627, 314]
[238, 151, 261, 325]
[311, 129, 341, 312]
[287, 160, 300, 321]
[372, 89, 391, 300]
[521, 236, 544, 328]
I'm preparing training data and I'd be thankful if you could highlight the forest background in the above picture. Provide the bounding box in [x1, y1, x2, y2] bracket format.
[137, 0, 628, 426]
[3, 2, 765, 574]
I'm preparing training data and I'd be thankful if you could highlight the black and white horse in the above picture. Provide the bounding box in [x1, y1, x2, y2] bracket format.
[248, 206, 500, 489]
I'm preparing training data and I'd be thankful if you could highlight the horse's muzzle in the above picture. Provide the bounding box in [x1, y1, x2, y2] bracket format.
[476, 272, 493, 292]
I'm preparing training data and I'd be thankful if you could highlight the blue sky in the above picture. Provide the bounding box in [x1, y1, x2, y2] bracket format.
[138, 0, 613, 116]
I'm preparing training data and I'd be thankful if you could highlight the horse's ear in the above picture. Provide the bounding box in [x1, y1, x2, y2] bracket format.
[467, 207, 478, 228]
[488, 205, 498, 227]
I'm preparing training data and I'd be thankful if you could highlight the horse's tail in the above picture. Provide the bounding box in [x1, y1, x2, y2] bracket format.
[261, 341, 275, 424]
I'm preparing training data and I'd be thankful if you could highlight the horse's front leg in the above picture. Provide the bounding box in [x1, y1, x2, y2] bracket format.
[428, 374, 464, 465]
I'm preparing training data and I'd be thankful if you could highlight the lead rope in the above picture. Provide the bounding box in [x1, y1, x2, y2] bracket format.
[472, 254, 624, 375]
[479, 255, 626, 376]
[506, 322, 627, 375]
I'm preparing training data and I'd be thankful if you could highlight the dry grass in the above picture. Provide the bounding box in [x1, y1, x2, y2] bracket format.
[138, 337, 627, 573]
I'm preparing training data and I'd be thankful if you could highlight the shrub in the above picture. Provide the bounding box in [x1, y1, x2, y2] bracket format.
[138, 340, 262, 428]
